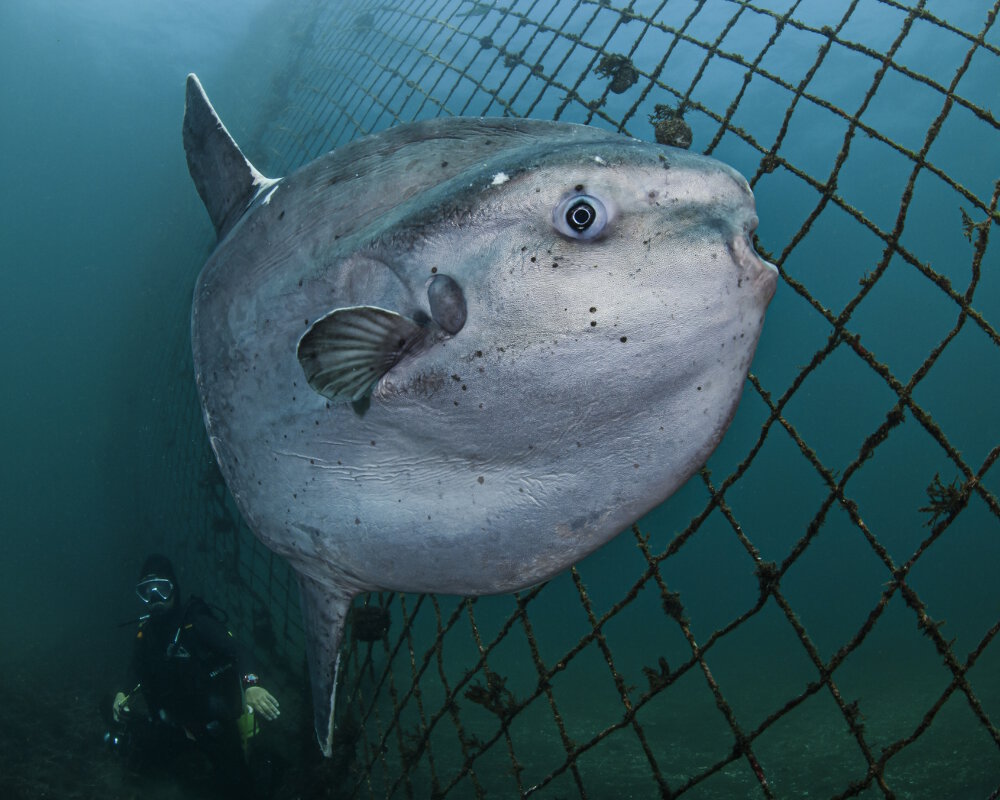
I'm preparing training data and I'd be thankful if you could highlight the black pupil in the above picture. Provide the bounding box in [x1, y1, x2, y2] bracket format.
[567, 200, 595, 231]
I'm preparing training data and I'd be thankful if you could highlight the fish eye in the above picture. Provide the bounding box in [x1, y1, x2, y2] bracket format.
[567, 200, 596, 231]
[553, 193, 609, 240]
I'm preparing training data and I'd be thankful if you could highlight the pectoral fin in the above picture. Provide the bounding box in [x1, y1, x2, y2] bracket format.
[297, 306, 426, 402]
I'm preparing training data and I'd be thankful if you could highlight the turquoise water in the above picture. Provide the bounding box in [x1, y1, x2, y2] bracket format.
[0, 1, 276, 794]
[1, 0, 998, 798]
[0, 0, 272, 658]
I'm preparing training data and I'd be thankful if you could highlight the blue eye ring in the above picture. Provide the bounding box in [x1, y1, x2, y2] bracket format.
[553, 193, 609, 240]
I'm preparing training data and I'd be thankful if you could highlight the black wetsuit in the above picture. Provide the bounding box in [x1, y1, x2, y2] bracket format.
[123, 596, 256, 795]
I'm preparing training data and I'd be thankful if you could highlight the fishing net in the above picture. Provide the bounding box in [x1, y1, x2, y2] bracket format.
[150, 0, 1000, 796]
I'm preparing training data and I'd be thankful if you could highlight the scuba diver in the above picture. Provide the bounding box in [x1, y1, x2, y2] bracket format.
[110, 554, 281, 797]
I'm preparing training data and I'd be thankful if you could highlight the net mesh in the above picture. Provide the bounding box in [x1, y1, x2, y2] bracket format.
[150, 0, 1000, 796]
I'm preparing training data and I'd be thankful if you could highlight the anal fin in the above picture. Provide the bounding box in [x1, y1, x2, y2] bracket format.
[296, 571, 356, 757]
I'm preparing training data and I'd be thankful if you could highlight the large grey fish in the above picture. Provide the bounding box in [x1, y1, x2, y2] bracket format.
[183, 73, 776, 755]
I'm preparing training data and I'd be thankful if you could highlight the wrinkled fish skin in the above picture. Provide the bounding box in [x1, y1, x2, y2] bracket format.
[184, 74, 777, 754]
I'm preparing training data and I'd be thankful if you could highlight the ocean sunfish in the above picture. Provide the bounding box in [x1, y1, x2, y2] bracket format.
[182, 73, 777, 755]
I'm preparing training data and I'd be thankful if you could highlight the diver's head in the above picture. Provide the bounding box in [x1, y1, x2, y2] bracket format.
[135, 554, 178, 615]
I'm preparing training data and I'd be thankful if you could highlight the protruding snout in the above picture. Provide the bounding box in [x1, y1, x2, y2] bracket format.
[673, 157, 778, 301]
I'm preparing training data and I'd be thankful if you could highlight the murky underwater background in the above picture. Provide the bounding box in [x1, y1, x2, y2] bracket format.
[1, 0, 998, 797]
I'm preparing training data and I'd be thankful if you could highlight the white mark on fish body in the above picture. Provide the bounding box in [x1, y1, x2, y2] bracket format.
[260, 183, 279, 205]
[594, 156, 606, 165]
[491, 172, 510, 186]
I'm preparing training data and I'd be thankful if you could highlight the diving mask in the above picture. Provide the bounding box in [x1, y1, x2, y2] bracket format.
[136, 576, 174, 605]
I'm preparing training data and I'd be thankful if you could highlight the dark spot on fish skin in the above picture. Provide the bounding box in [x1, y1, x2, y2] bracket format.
[355, 518, 361, 524]
[451, 374, 461, 381]
[441, 161, 448, 167]
[521, 246, 527, 251]
[279, 210, 285, 219]
[697, 386, 702, 391]
[431, 266, 438, 273]
[370, 440, 376, 446]
[298, 278, 303, 287]
[633, 463, 640, 469]
[462, 385, 467, 391]
[477, 476, 485, 484]
[620, 336, 628, 342]
[293, 493, 297, 499]
[590, 321, 597, 327]
[475, 350, 483, 357]
[590, 307, 597, 313]
[552, 262, 559, 268]
[454, 400, 460, 406]
[530, 256, 537, 262]
[575, 184, 584, 191]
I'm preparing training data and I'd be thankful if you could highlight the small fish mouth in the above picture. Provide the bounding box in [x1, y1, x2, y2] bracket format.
[729, 215, 778, 305]
[757, 256, 779, 302]
[732, 216, 778, 296]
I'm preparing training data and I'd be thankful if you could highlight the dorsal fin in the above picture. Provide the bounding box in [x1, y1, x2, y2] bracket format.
[182, 73, 276, 240]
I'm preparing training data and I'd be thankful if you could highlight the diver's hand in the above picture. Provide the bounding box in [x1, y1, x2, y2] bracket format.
[112, 691, 130, 722]
[246, 685, 280, 721]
